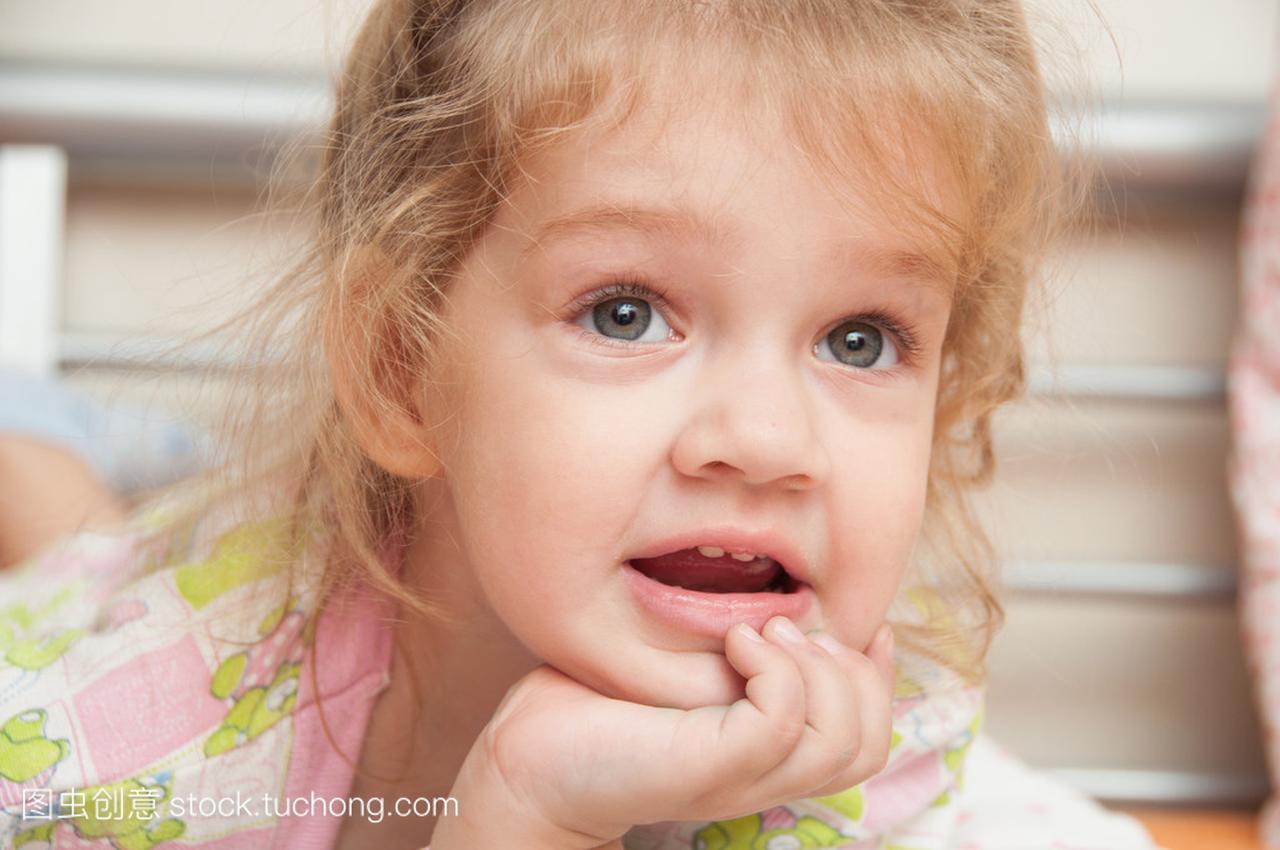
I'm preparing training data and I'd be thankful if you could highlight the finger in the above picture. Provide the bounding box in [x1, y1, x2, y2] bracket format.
[805, 628, 896, 796]
[744, 617, 860, 801]
[864, 624, 896, 693]
[664, 622, 806, 812]
[807, 669, 893, 796]
[766, 618, 859, 754]
[720, 622, 808, 768]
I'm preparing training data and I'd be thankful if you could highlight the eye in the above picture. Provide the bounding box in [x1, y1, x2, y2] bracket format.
[814, 319, 900, 369]
[570, 282, 675, 344]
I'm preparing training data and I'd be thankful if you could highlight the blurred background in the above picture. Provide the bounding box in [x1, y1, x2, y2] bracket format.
[0, 0, 1273, 831]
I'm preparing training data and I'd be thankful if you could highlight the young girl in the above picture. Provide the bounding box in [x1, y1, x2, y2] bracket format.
[0, 1, 1162, 848]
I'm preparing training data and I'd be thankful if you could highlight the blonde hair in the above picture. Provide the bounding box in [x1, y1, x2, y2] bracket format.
[153, 0, 1089, 713]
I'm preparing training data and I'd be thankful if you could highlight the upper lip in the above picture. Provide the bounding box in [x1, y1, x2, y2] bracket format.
[625, 526, 813, 586]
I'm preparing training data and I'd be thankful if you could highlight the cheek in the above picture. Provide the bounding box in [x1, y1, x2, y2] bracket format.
[440, 350, 671, 642]
[822, 415, 933, 635]
[455, 373, 652, 539]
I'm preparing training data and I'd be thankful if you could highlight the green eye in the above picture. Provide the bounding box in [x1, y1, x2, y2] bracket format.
[815, 320, 898, 369]
[591, 297, 652, 340]
[572, 284, 675, 344]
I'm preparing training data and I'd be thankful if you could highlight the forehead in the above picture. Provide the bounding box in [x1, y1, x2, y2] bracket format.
[501, 62, 962, 297]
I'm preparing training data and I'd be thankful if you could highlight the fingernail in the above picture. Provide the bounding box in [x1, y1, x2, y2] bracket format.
[736, 623, 765, 643]
[809, 631, 844, 656]
[771, 617, 805, 643]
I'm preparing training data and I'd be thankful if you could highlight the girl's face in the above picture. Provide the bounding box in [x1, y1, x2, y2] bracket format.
[424, 76, 956, 709]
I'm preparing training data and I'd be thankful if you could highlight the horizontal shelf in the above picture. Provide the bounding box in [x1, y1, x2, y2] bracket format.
[1003, 559, 1236, 600]
[0, 61, 1266, 196]
[1052, 765, 1268, 807]
[1027, 364, 1225, 403]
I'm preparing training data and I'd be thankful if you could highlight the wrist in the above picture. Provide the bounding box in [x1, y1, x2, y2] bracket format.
[431, 749, 615, 850]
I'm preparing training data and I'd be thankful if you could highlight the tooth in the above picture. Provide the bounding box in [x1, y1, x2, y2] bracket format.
[729, 552, 755, 562]
[696, 545, 725, 558]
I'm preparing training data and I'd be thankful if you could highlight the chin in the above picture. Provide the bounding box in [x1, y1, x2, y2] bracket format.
[560, 645, 748, 711]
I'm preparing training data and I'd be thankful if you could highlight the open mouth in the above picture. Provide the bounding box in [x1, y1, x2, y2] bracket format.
[626, 547, 799, 595]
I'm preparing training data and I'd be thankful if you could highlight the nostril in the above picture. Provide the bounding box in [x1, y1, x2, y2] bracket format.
[781, 472, 815, 491]
[698, 460, 741, 479]
[700, 461, 814, 491]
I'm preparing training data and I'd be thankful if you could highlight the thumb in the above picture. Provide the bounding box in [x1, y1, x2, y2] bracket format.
[865, 624, 896, 692]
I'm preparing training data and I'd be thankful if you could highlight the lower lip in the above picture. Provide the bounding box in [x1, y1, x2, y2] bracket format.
[622, 561, 815, 638]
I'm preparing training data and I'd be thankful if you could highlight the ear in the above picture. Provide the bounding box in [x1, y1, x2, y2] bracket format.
[324, 246, 444, 480]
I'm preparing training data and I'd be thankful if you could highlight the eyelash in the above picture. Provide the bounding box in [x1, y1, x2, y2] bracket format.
[565, 276, 925, 366]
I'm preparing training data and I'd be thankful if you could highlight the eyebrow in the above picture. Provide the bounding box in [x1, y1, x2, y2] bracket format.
[524, 202, 731, 253]
[522, 202, 955, 296]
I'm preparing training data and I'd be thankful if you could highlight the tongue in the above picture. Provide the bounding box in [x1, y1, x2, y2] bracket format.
[630, 548, 783, 593]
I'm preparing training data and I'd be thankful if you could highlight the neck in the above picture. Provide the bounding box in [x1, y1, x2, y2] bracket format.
[335, 480, 541, 850]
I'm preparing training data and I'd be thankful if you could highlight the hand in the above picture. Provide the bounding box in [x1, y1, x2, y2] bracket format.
[0, 435, 126, 568]
[431, 616, 896, 849]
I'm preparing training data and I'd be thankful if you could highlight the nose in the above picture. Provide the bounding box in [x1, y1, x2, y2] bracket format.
[670, 346, 831, 491]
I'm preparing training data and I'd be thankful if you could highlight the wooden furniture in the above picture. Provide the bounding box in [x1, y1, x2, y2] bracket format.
[1113, 806, 1263, 850]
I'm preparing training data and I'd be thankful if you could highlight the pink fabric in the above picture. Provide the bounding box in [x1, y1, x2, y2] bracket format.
[276, 591, 395, 848]
[1230, 78, 1280, 850]
[71, 634, 227, 771]
[0, 485, 396, 849]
